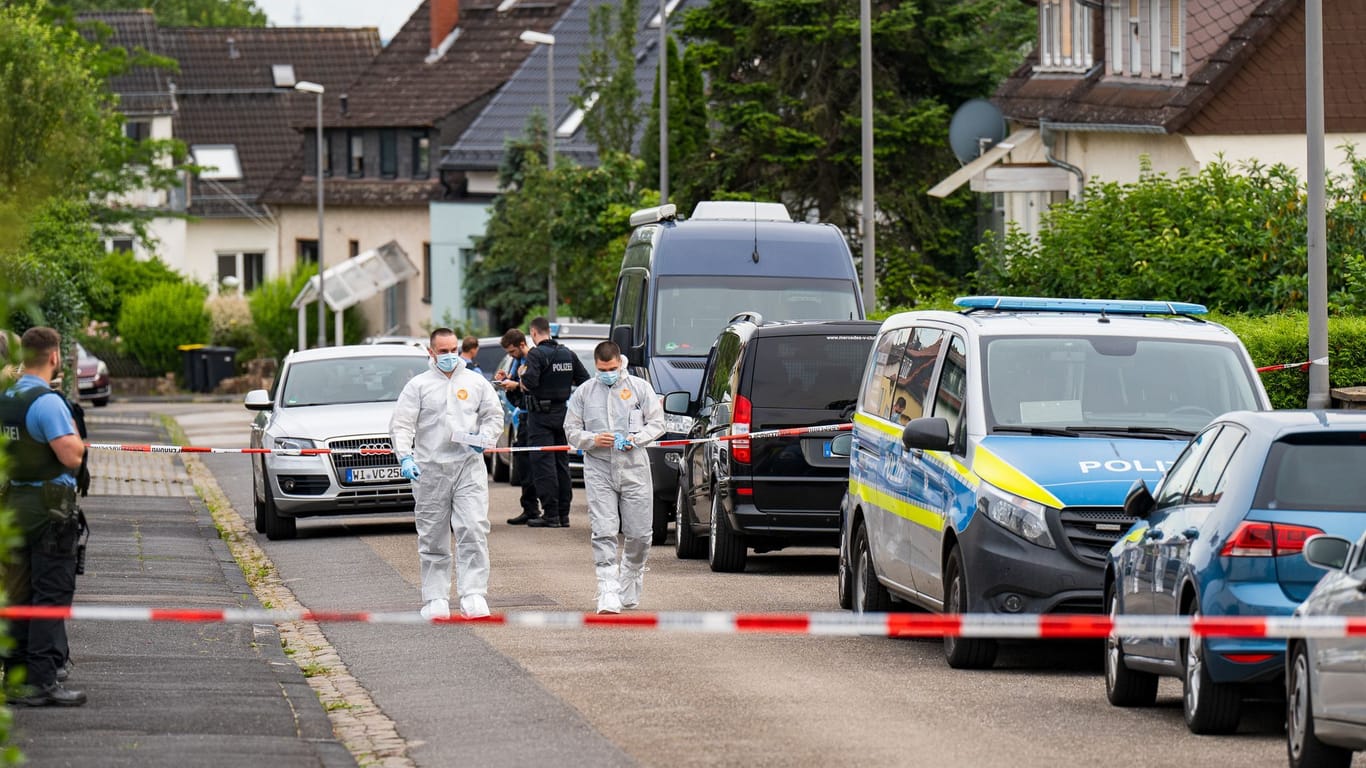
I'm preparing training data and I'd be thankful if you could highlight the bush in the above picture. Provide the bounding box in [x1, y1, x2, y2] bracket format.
[205, 293, 265, 371]
[1215, 313, 1366, 409]
[248, 265, 367, 362]
[90, 250, 185, 329]
[119, 281, 211, 375]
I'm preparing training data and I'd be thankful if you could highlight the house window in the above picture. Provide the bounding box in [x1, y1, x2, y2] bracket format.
[380, 129, 398, 178]
[125, 120, 151, 142]
[1037, 0, 1092, 73]
[412, 132, 430, 179]
[306, 132, 335, 177]
[347, 130, 364, 177]
[1107, 0, 1184, 79]
[349, 239, 360, 258]
[217, 252, 266, 293]
[422, 242, 432, 303]
[109, 237, 135, 253]
[297, 239, 319, 266]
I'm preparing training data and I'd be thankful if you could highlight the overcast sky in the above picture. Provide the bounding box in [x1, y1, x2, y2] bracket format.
[254, 0, 423, 42]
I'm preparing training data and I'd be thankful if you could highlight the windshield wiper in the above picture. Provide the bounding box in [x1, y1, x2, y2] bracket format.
[991, 425, 1081, 438]
[1072, 425, 1196, 440]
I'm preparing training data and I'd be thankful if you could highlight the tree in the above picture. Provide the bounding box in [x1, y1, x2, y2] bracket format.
[640, 36, 709, 208]
[51, 0, 267, 27]
[679, 0, 1034, 305]
[574, 0, 643, 156]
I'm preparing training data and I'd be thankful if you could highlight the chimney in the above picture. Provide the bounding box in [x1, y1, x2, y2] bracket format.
[430, 0, 460, 53]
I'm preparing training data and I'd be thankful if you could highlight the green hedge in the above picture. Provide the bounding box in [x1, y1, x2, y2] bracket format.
[1214, 313, 1366, 409]
[119, 282, 211, 376]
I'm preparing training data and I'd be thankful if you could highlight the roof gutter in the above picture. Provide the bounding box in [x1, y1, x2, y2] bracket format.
[1038, 121, 1085, 201]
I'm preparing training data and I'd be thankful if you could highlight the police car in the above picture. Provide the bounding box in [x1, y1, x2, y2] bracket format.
[835, 297, 1271, 669]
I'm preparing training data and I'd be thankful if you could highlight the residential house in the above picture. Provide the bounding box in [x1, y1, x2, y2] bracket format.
[259, 0, 573, 337]
[81, 11, 381, 293]
[934, 0, 1366, 236]
[437, 0, 697, 330]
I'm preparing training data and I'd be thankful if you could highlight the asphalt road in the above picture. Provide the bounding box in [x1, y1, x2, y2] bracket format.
[140, 401, 1326, 768]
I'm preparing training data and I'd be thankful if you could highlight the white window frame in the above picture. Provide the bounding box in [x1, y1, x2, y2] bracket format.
[1037, 0, 1093, 74]
[1107, 0, 1184, 80]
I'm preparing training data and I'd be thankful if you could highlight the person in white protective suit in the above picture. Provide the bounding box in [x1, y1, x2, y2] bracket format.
[390, 328, 504, 619]
[564, 341, 665, 614]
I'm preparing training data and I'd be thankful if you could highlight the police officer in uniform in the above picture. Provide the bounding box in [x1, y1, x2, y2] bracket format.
[519, 317, 588, 528]
[497, 329, 542, 525]
[0, 327, 87, 706]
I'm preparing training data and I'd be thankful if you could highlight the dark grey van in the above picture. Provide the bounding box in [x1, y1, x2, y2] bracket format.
[608, 201, 865, 544]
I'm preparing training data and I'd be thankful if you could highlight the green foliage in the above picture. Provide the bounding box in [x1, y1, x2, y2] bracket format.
[52, 0, 267, 27]
[247, 265, 367, 362]
[641, 36, 709, 205]
[1214, 313, 1366, 410]
[206, 293, 265, 370]
[679, 0, 1034, 301]
[89, 250, 186, 328]
[575, 0, 642, 155]
[119, 281, 211, 375]
[973, 153, 1366, 315]
[1, 199, 103, 350]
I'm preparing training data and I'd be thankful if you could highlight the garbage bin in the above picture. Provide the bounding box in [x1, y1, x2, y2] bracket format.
[198, 346, 237, 393]
[177, 344, 205, 392]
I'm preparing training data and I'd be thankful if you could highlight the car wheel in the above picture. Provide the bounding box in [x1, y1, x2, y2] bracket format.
[836, 523, 855, 610]
[652, 495, 671, 546]
[851, 523, 890, 613]
[261, 477, 297, 541]
[93, 397, 109, 407]
[1104, 583, 1158, 707]
[1287, 640, 1352, 768]
[708, 489, 747, 573]
[943, 546, 997, 669]
[674, 484, 704, 559]
[253, 479, 267, 534]
[507, 449, 522, 486]
[1181, 598, 1241, 734]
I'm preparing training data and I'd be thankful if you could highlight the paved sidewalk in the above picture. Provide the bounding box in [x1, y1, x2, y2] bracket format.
[9, 413, 353, 767]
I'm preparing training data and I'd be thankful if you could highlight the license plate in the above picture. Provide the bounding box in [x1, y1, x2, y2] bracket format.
[345, 466, 403, 483]
[822, 440, 833, 458]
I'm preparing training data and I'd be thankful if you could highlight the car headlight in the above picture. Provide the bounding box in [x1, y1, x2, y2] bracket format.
[663, 413, 694, 435]
[273, 436, 316, 451]
[979, 482, 1055, 548]
[96, 361, 109, 378]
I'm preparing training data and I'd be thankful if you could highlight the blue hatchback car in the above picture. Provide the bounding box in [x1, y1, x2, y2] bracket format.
[1105, 410, 1366, 735]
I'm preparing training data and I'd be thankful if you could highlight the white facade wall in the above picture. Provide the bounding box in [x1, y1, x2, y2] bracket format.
[184, 218, 277, 291]
[274, 204, 431, 339]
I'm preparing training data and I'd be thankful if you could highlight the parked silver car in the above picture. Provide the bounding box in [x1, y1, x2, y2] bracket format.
[245, 344, 431, 539]
[1287, 530, 1366, 768]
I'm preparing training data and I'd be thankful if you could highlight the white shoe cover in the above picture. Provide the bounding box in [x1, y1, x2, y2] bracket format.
[420, 598, 450, 620]
[596, 591, 622, 615]
[460, 594, 491, 618]
[619, 568, 644, 609]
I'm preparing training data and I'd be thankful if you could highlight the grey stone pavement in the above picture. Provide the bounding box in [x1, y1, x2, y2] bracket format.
[9, 412, 354, 768]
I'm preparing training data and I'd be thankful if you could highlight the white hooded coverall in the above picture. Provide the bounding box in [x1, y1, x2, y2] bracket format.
[390, 360, 503, 603]
[564, 373, 665, 601]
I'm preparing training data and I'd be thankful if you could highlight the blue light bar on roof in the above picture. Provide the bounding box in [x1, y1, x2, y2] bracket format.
[954, 296, 1208, 316]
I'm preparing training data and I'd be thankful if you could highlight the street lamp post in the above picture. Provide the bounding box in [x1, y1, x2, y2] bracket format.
[294, 80, 327, 348]
[520, 30, 558, 322]
[659, 0, 668, 204]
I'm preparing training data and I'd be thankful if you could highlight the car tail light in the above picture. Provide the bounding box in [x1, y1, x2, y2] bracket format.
[1220, 652, 1276, 664]
[734, 486, 753, 497]
[1220, 521, 1324, 557]
[731, 394, 752, 464]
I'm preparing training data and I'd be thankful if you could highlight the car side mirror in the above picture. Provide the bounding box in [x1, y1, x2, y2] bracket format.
[612, 325, 643, 367]
[901, 418, 951, 452]
[244, 389, 273, 411]
[829, 433, 853, 458]
[662, 390, 693, 416]
[1123, 478, 1155, 519]
[1303, 535, 1351, 571]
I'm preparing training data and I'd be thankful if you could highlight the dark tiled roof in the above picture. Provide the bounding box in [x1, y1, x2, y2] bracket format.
[316, 0, 573, 128]
[444, 0, 701, 172]
[76, 11, 176, 117]
[260, 149, 444, 207]
[159, 26, 381, 217]
[993, 0, 1301, 133]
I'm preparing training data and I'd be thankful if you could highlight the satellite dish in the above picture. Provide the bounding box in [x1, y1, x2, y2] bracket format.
[948, 99, 1006, 165]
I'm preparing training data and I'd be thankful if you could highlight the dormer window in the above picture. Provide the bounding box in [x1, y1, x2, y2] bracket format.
[1037, 0, 1093, 73]
[1107, 0, 1185, 79]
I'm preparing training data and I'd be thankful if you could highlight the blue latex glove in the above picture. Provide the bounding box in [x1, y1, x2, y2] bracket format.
[511, 407, 523, 430]
[468, 434, 485, 454]
[400, 456, 421, 481]
[613, 433, 633, 452]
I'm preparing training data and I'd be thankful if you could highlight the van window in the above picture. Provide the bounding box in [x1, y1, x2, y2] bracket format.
[931, 335, 968, 448]
[612, 272, 646, 342]
[654, 276, 860, 356]
[890, 328, 943, 425]
[861, 328, 907, 419]
[750, 334, 874, 410]
[981, 337, 1259, 432]
[704, 331, 742, 406]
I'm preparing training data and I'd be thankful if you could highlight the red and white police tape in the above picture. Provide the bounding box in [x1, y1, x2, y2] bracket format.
[2, 606, 1363, 639]
[83, 423, 854, 456]
[1256, 356, 1329, 373]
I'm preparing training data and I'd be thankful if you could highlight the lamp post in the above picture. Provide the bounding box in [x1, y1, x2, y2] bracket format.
[858, 0, 875, 313]
[520, 30, 558, 322]
[659, 0, 668, 204]
[294, 80, 327, 348]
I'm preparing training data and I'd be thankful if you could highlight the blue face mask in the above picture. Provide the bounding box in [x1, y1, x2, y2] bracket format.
[435, 353, 464, 373]
[596, 369, 620, 387]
